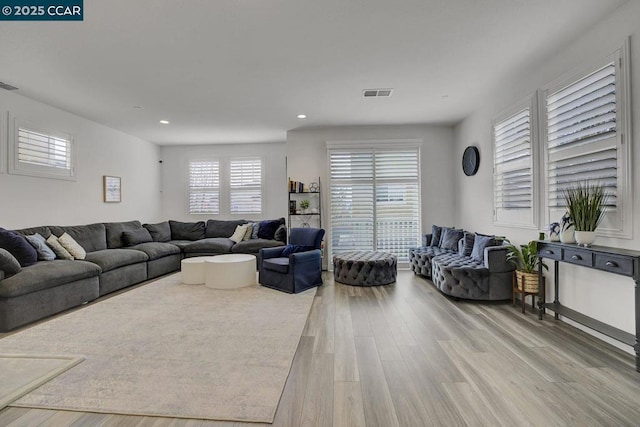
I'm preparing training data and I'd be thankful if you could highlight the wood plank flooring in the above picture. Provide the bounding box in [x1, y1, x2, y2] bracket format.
[3, 271, 640, 426]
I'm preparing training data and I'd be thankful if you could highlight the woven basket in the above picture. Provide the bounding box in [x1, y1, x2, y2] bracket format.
[515, 271, 539, 293]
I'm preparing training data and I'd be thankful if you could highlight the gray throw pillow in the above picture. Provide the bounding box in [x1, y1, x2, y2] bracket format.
[143, 222, 171, 242]
[169, 220, 205, 241]
[430, 225, 443, 247]
[438, 226, 453, 247]
[25, 233, 57, 261]
[251, 223, 260, 239]
[440, 228, 464, 250]
[123, 229, 153, 246]
[274, 224, 287, 243]
[459, 231, 475, 257]
[471, 234, 496, 263]
[0, 248, 21, 277]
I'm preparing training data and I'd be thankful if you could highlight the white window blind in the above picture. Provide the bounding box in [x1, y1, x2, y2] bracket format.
[493, 105, 535, 228]
[547, 62, 618, 209]
[9, 122, 75, 180]
[189, 160, 220, 214]
[329, 147, 420, 265]
[229, 158, 263, 214]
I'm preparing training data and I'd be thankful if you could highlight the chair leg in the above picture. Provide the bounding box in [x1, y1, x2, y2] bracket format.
[521, 290, 526, 314]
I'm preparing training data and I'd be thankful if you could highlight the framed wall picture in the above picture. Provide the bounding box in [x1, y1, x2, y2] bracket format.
[103, 175, 121, 203]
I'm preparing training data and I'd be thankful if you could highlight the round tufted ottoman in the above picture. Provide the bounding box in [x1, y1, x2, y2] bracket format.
[333, 251, 397, 286]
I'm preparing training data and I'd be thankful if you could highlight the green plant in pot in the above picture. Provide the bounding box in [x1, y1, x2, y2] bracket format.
[506, 240, 548, 293]
[299, 199, 310, 213]
[562, 182, 609, 247]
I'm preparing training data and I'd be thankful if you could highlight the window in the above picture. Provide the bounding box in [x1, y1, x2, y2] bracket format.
[229, 157, 263, 214]
[9, 120, 74, 180]
[328, 145, 420, 265]
[493, 94, 538, 228]
[544, 42, 631, 237]
[189, 160, 220, 214]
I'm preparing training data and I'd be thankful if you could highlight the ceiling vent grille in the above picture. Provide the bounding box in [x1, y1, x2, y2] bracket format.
[363, 88, 393, 98]
[0, 81, 18, 91]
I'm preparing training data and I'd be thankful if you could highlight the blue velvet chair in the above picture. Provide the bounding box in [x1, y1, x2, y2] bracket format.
[259, 228, 325, 293]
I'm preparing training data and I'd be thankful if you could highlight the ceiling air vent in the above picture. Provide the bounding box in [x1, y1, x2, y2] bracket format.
[0, 81, 18, 91]
[363, 88, 393, 98]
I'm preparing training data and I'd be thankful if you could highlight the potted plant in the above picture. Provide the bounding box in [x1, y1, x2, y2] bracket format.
[506, 240, 548, 294]
[299, 199, 310, 213]
[562, 182, 609, 247]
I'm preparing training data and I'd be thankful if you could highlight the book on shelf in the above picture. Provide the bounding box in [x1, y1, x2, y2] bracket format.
[287, 178, 305, 193]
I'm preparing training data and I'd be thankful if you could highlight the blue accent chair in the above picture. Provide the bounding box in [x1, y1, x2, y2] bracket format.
[259, 228, 325, 293]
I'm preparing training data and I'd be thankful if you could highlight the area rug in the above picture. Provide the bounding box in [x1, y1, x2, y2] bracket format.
[0, 273, 316, 422]
[0, 354, 84, 409]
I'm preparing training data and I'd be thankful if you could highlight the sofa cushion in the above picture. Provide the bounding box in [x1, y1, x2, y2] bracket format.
[46, 235, 74, 260]
[0, 248, 21, 277]
[50, 223, 107, 253]
[263, 257, 289, 274]
[25, 233, 57, 261]
[143, 221, 172, 242]
[0, 228, 38, 267]
[105, 221, 143, 249]
[84, 249, 149, 273]
[167, 240, 193, 250]
[257, 218, 285, 240]
[460, 231, 475, 257]
[169, 220, 205, 241]
[14, 226, 52, 239]
[123, 229, 153, 246]
[440, 228, 464, 250]
[0, 260, 101, 298]
[59, 232, 87, 260]
[182, 238, 234, 254]
[231, 239, 285, 254]
[205, 219, 247, 238]
[130, 242, 181, 260]
[471, 234, 497, 263]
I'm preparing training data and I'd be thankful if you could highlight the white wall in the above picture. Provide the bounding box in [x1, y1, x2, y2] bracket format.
[287, 124, 456, 238]
[453, 1, 640, 351]
[160, 142, 287, 222]
[0, 91, 162, 229]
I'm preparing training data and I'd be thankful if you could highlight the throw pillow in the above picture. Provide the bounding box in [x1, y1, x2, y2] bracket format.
[430, 225, 443, 247]
[58, 232, 87, 260]
[143, 221, 171, 242]
[0, 248, 21, 277]
[438, 226, 453, 247]
[243, 223, 255, 241]
[274, 224, 287, 242]
[230, 225, 249, 243]
[460, 231, 475, 257]
[440, 228, 464, 250]
[46, 235, 74, 260]
[476, 232, 505, 245]
[0, 227, 38, 267]
[251, 223, 260, 239]
[122, 228, 153, 246]
[169, 220, 206, 241]
[471, 234, 497, 263]
[282, 244, 313, 256]
[257, 219, 282, 240]
[25, 233, 56, 261]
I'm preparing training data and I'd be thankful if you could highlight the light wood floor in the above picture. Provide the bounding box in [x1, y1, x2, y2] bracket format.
[2, 271, 640, 426]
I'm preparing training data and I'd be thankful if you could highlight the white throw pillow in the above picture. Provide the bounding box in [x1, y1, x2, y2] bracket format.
[46, 235, 74, 260]
[230, 225, 249, 243]
[58, 233, 87, 260]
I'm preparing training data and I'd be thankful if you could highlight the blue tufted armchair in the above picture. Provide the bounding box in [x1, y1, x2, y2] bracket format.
[258, 228, 325, 293]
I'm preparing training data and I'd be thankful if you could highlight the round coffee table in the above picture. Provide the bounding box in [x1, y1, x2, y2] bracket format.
[181, 256, 217, 285]
[205, 254, 257, 289]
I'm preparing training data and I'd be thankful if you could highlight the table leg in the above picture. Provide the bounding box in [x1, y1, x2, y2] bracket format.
[537, 256, 545, 320]
[554, 260, 559, 320]
[635, 280, 640, 372]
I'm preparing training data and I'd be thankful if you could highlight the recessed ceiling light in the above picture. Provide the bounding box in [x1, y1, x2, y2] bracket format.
[159, 120, 170, 124]
[297, 114, 307, 119]
[133, 106, 143, 109]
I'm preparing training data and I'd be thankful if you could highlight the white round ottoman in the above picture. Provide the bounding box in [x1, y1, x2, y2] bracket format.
[205, 254, 257, 289]
[181, 256, 217, 285]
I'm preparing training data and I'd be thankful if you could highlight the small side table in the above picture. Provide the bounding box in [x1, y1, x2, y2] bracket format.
[513, 271, 544, 314]
[181, 256, 217, 285]
[205, 254, 256, 289]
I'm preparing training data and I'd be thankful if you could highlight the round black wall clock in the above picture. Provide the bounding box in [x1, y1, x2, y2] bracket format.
[462, 146, 480, 176]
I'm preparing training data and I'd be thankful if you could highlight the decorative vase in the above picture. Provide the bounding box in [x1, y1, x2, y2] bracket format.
[560, 226, 575, 244]
[574, 231, 596, 247]
[548, 222, 561, 242]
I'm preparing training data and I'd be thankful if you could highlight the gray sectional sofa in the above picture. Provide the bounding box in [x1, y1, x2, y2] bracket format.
[0, 218, 286, 331]
[409, 226, 514, 301]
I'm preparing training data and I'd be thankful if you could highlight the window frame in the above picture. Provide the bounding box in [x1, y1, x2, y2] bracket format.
[8, 117, 75, 181]
[188, 158, 221, 215]
[228, 156, 264, 215]
[541, 39, 632, 239]
[492, 93, 540, 229]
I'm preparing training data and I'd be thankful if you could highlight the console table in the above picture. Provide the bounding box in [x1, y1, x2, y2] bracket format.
[536, 241, 640, 371]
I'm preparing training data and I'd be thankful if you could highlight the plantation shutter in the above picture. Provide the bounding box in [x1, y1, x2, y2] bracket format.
[189, 160, 220, 214]
[229, 158, 263, 214]
[328, 147, 420, 265]
[18, 128, 71, 170]
[546, 62, 618, 209]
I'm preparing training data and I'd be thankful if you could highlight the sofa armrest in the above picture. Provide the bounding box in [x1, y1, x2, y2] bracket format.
[422, 233, 433, 247]
[484, 245, 514, 273]
[260, 246, 285, 260]
[291, 249, 322, 264]
[0, 270, 4, 281]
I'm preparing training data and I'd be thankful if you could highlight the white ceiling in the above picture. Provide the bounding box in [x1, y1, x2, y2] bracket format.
[0, 0, 628, 145]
